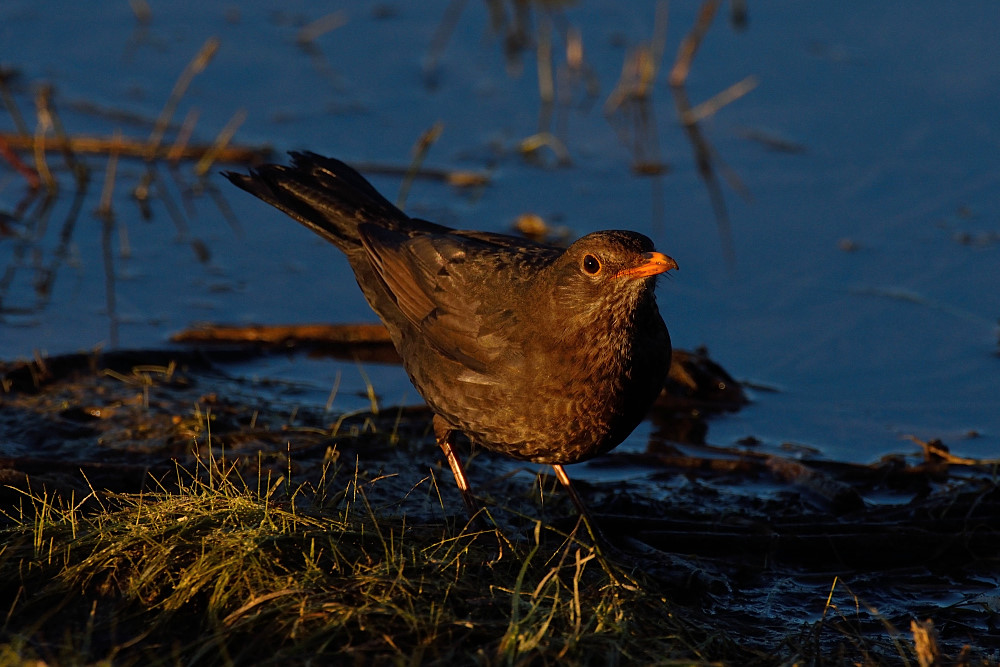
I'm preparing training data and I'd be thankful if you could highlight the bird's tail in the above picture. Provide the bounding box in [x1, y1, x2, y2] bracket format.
[225, 152, 431, 252]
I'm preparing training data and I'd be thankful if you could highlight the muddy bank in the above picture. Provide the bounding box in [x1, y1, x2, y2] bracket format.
[2, 341, 997, 662]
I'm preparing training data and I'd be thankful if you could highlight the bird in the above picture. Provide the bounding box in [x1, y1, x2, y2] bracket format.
[225, 153, 677, 521]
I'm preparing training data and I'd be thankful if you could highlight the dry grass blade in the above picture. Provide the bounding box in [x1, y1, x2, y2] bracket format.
[518, 131, 570, 166]
[166, 107, 200, 163]
[397, 121, 444, 209]
[194, 108, 247, 177]
[911, 619, 942, 667]
[424, 0, 469, 81]
[604, 1, 668, 115]
[536, 12, 554, 108]
[681, 75, 759, 125]
[352, 160, 490, 188]
[669, 0, 721, 87]
[96, 128, 121, 219]
[295, 11, 348, 46]
[31, 87, 57, 192]
[145, 37, 220, 160]
[37, 84, 88, 185]
[907, 434, 998, 465]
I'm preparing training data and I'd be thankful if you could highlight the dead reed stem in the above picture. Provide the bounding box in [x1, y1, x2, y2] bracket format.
[0, 132, 268, 164]
[145, 36, 220, 160]
[669, 0, 720, 87]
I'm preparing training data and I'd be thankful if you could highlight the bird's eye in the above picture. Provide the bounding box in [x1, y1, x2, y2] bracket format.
[582, 254, 602, 275]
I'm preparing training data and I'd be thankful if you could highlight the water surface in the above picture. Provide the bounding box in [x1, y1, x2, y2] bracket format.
[2, 1, 998, 464]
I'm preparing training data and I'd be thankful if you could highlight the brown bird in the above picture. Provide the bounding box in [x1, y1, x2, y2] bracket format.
[226, 153, 677, 520]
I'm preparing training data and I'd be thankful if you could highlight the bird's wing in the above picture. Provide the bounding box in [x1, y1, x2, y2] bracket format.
[358, 223, 554, 374]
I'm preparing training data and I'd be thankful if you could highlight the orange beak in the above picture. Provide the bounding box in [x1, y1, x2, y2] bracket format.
[614, 252, 678, 279]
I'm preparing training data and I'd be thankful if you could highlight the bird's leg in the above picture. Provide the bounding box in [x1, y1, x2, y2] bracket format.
[552, 465, 655, 588]
[433, 416, 482, 521]
[551, 464, 607, 547]
[434, 419, 510, 562]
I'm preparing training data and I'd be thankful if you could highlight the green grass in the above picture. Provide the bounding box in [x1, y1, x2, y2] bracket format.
[0, 452, 735, 666]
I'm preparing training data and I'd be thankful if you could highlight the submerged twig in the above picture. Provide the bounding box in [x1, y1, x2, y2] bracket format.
[0, 65, 30, 136]
[96, 129, 121, 221]
[0, 134, 40, 189]
[38, 84, 88, 186]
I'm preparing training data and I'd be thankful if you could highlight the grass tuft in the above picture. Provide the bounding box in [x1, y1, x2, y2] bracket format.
[0, 452, 730, 665]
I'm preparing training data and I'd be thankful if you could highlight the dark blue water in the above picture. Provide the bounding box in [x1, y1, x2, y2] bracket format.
[2, 1, 998, 464]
